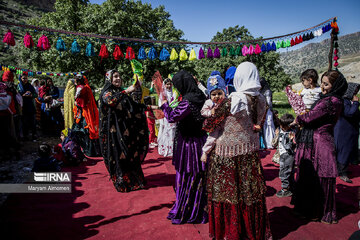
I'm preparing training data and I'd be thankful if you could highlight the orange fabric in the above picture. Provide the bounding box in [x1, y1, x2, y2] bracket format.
[75, 77, 99, 139]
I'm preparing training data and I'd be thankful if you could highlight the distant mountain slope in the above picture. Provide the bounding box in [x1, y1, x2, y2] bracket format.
[280, 32, 360, 81]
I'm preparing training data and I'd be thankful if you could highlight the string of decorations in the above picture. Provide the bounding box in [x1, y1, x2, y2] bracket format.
[1, 64, 89, 77]
[1, 17, 339, 63]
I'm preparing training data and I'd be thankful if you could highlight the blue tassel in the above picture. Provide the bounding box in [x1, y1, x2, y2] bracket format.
[56, 37, 66, 56]
[138, 46, 147, 60]
[159, 47, 170, 61]
[71, 39, 81, 54]
[148, 46, 157, 60]
[85, 41, 95, 57]
[265, 42, 271, 52]
[261, 43, 267, 53]
[271, 41, 277, 51]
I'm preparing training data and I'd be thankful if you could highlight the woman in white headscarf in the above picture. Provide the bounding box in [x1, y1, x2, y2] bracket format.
[207, 62, 272, 240]
[157, 78, 176, 157]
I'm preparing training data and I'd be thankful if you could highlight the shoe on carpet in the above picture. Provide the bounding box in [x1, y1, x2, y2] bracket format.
[276, 189, 293, 197]
[339, 176, 353, 183]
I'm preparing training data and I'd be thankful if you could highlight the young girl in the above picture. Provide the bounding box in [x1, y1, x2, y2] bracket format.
[200, 72, 227, 162]
[38, 79, 51, 111]
[286, 69, 322, 115]
[157, 78, 177, 156]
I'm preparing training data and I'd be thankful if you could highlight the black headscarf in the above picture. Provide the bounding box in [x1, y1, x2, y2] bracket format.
[172, 70, 206, 108]
[343, 82, 360, 100]
[319, 71, 348, 100]
[311, 71, 348, 109]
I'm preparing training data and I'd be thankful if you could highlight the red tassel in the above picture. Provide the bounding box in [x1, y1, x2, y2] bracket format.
[3, 29, 15, 46]
[334, 61, 339, 67]
[290, 38, 295, 46]
[334, 49, 338, 54]
[295, 36, 300, 44]
[99, 44, 109, 59]
[299, 35, 303, 43]
[24, 32, 34, 48]
[333, 55, 339, 61]
[113, 45, 124, 60]
[37, 35, 51, 51]
[126, 46, 135, 60]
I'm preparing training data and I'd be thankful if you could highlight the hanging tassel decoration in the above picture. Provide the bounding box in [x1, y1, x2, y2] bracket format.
[125, 46, 135, 60]
[254, 44, 262, 54]
[3, 29, 15, 46]
[198, 48, 205, 59]
[170, 48, 178, 60]
[229, 46, 236, 57]
[179, 48, 188, 61]
[248, 45, 254, 55]
[138, 46, 147, 60]
[148, 47, 157, 60]
[71, 39, 81, 54]
[159, 48, 170, 61]
[99, 43, 109, 60]
[113, 45, 124, 60]
[85, 41, 95, 57]
[213, 47, 221, 58]
[261, 43, 267, 53]
[286, 39, 291, 48]
[271, 42, 277, 51]
[207, 47, 213, 58]
[290, 38, 295, 46]
[56, 37, 66, 56]
[189, 48, 196, 61]
[242, 45, 249, 56]
[37, 35, 51, 51]
[221, 47, 227, 57]
[235, 46, 242, 56]
[23, 32, 34, 48]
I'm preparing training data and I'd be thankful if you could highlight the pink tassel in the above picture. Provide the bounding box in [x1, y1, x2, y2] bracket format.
[334, 61, 339, 67]
[23, 32, 34, 48]
[37, 35, 51, 51]
[334, 49, 338, 54]
[254, 44, 262, 54]
[333, 55, 339, 61]
[3, 29, 15, 46]
[248, 45, 255, 55]
[242, 45, 249, 56]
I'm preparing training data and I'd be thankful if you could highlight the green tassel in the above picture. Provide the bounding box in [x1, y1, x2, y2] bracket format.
[221, 47, 227, 57]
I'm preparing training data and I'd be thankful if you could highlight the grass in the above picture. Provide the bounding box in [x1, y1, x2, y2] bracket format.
[272, 92, 295, 117]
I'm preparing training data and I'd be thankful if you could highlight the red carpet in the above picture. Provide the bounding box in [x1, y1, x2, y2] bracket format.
[0, 149, 359, 240]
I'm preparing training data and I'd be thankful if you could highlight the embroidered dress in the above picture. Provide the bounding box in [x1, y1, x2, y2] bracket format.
[208, 62, 272, 240]
[157, 87, 176, 156]
[100, 85, 149, 192]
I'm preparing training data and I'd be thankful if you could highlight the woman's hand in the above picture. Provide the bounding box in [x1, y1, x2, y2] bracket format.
[200, 152, 207, 163]
[353, 95, 359, 102]
[290, 119, 298, 127]
[125, 85, 136, 94]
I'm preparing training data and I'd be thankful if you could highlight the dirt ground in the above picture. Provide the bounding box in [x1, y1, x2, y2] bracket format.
[0, 136, 60, 206]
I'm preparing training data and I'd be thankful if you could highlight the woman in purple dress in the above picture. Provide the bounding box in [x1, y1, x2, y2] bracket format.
[160, 70, 208, 224]
[292, 70, 348, 224]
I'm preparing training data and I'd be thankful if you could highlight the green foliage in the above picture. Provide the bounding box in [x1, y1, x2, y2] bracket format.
[14, 0, 291, 91]
[272, 92, 295, 117]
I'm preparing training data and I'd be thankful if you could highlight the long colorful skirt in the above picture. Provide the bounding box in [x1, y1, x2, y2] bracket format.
[208, 152, 272, 240]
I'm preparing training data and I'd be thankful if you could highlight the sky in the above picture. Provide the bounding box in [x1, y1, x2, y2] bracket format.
[89, 0, 360, 51]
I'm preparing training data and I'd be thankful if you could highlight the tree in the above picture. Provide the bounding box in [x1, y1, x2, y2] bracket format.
[16, 0, 185, 88]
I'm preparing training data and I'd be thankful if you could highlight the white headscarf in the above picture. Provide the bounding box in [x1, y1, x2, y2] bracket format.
[229, 62, 261, 115]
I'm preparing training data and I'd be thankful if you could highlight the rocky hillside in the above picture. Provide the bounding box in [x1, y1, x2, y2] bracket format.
[280, 32, 360, 81]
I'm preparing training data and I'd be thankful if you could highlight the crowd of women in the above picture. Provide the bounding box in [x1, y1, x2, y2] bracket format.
[0, 60, 358, 239]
